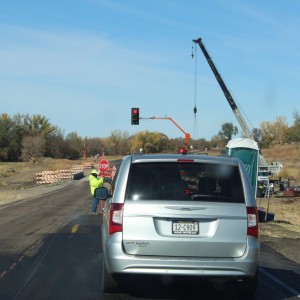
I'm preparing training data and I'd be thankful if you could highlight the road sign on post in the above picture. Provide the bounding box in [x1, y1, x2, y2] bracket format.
[99, 159, 109, 175]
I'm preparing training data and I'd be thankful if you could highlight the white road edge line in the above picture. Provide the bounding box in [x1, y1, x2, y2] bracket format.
[260, 267, 300, 298]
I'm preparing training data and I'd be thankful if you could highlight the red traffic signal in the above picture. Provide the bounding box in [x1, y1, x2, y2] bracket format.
[178, 147, 187, 154]
[131, 108, 139, 125]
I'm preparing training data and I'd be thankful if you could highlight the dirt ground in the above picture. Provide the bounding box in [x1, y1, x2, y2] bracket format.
[257, 195, 300, 264]
[0, 149, 300, 265]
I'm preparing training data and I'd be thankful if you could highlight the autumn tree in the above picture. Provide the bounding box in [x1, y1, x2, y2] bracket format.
[0, 114, 13, 161]
[189, 138, 209, 152]
[45, 127, 66, 158]
[288, 110, 300, 155]
[260, 116, 289, 147]
[23, 114, 55, 135]
[21, 134, 46, 163]
[288, 111, 300, 142]
[251, 128, 264, 149]
[130, 131, 169, 154]
[64, 132, 83, 160]
[260, 121, 275, 147]
[0, 114, 25, 161]
[108, 130, 130, 156]
[273, 116, 289, 144]
[216, 122, 238, 146]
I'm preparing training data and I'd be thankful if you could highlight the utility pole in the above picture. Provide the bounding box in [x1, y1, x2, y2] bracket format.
[83, 143, 86, 161]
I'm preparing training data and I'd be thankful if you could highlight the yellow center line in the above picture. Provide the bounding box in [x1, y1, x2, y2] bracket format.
[71, 224, 80, 234]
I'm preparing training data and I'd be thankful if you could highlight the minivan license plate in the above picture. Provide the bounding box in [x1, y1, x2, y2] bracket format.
[172, 221, 199, 235]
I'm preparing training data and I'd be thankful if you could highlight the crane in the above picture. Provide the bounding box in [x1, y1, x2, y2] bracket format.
[193, 37, 269, 196]
[193, 38, 255, 140]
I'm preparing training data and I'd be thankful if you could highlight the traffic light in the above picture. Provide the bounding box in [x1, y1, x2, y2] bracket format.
[131, 108, 139, 125]
[178, 147, 187, 154]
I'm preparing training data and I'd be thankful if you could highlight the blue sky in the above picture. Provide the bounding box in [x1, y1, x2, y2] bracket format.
[0, 0, 299, 140]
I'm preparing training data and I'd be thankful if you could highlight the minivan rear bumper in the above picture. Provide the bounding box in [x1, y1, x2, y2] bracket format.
[103, 234, 259, 278]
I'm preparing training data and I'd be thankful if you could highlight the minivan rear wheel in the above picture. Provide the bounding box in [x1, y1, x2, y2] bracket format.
[102, 261, 119, 293]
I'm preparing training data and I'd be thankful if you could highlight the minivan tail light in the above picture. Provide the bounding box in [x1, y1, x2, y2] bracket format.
[109, 203, 124, 235]
[247, 207, 258, 238]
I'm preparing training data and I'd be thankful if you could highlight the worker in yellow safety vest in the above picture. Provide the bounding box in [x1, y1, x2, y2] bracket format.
[89, 169, 104, 214]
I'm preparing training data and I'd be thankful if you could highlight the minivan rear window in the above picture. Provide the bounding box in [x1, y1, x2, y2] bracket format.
[125, 162, 245, 203]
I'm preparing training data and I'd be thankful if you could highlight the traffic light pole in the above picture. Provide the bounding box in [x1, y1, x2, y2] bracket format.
[146, 116, 191, 152]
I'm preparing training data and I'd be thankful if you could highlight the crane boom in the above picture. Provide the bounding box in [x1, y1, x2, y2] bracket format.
[193, 38, 254, 140]
[193, 38, 268, 195]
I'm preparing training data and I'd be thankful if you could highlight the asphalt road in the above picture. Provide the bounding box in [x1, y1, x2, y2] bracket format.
[0, 179, 299, 300]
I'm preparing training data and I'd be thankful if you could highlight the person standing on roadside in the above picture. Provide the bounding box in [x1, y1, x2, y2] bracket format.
[89, 169, 104, 214]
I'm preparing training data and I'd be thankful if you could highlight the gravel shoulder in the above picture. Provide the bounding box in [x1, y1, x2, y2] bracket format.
[259, 222, 300, 265]
[0, 178, 88, 205]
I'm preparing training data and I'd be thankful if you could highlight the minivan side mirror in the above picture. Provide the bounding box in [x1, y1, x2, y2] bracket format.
[103, 182, 112, 196]
[94, 187, 109, 200]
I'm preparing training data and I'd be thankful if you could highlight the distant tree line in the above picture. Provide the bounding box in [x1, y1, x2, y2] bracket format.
[0, 111, 299, 162]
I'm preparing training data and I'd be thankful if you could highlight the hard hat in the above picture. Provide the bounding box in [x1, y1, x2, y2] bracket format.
[91, 169, 98, 175]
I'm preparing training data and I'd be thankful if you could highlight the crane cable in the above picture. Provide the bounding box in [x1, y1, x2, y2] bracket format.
[192, 42, 198, 139]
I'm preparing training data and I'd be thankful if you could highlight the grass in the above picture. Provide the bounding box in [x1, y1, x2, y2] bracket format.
[257, 194, 300, 234]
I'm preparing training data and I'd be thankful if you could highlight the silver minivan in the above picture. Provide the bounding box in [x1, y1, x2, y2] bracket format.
[100, 154, 259, 297]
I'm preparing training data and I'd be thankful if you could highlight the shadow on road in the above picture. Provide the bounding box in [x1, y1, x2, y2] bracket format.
[118, 274, 241, 300]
